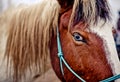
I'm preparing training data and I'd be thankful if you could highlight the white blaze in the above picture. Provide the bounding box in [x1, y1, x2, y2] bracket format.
[90, 20, 120, 82]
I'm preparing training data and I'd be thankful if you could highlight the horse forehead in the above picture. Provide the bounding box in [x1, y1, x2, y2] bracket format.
[89, 21, 120, 77]
[91, 24, 114, 45]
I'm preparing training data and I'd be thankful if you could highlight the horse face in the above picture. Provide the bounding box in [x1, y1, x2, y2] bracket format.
[50, 9, 120, 82]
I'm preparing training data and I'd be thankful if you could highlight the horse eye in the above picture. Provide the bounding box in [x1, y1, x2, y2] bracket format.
[73, 32, 85, 42]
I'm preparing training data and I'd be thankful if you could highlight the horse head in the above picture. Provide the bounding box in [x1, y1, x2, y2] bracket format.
[50, 0, 120, 81]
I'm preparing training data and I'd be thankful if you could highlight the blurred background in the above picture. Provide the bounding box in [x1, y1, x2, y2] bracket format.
[109, 0, 120, 28]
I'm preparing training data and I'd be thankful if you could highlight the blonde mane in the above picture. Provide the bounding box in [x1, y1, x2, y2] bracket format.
[4, 0, 60, 81]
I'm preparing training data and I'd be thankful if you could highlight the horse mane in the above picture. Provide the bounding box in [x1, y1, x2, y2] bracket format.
[68, 0, 110, 27]
[0, 7, 16, 57]
[5, 0, 60, 81]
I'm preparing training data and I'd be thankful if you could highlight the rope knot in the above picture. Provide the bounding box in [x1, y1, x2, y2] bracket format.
[58, 52, 63, 58]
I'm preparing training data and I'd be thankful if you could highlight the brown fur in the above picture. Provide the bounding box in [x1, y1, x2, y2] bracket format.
[4, 0, 60, 81]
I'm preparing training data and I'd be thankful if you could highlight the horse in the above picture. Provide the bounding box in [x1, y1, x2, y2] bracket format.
[0, 0, 120, 82]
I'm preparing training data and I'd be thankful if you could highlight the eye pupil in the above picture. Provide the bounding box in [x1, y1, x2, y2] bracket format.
[75, 35, 81, 41]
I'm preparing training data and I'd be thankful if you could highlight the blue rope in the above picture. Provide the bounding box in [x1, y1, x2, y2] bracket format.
[56, 26, 120, 82]
[57, 27, 64, 76]
[100, 74, 120, 82]
[61, 56, 86, 82]
[57, 27, 86, 82]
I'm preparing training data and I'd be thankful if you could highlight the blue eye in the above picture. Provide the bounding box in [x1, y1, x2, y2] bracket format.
[73, 32, 86, 42]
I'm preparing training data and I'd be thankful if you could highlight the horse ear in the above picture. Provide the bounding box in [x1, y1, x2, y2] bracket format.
[57, 0, 73, 13]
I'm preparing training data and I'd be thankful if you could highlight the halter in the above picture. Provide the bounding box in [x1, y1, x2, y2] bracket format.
[56, 27, 120, 82]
